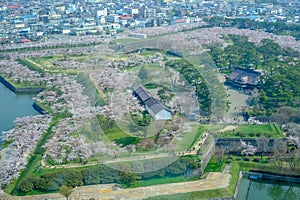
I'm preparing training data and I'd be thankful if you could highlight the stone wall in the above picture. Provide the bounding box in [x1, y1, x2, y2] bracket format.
[0, 75, 16, 92]
[0, 75, 44, 94]
[242, 171, 300, 183]
[215, 138, 286, 155]
[32, 102, 48, 115]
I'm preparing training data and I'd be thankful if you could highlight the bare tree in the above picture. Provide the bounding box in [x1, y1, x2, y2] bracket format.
[272, 140, 287, 170]
[215, 146, 225, 163]
[256, 138, 270, 159]
[285, 149, 300, 172]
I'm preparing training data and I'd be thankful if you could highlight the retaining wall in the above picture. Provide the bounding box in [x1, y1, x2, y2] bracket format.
[242, 171, 300, 183]
[0, 75, 44, 93]
[32, 102, 48, 115]
[215, 138, 286, 155]
[0, 75, 17, 92]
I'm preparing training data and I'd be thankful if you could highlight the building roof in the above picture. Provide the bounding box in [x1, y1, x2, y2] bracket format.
[149, 104, 165, 115]
[226, 67, 261, 87]
[144, 97, 158, 108]
[138, 91, 151, 102]
[132, 84, 171, 119]
[132, 84, 144, 94]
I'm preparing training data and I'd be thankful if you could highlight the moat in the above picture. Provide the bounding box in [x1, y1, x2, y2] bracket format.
[237, 178, 300, 200]
[0, 83, 37, 135]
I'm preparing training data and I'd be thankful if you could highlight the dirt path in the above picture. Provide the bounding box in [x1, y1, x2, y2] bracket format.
[186, 133, 209, 155]
[88, 72, 106, 99]
[41, 147, 198, 170]
[218, 74, 251, 124]
[217, 125, 237, 133]
[1, 169, 231, 200]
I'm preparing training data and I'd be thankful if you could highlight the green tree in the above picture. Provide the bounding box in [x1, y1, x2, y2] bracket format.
[138, 66, 149, 83]
[59, 185, 74, 200]
[17, 176, 38, 193]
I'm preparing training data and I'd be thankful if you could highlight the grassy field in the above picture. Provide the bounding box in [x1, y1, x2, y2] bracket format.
[129, 175, 190, 188]
[77, 73, 106, 106]
[17, 59, 46, 75]
[115, 38, 139, 43]
[204, 156, 226, 173]
[27, 55, 89, 74]
[1, 139, 13, 149]
[97, 115, 141, 146]
[220, 123, 284, 138]
[0, 71, 44, 89]
[173, 124, 206, 152]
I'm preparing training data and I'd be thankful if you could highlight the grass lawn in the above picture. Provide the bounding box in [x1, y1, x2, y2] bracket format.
[139, 51, 160, 57]
[204, 156, 226, 173]
[27, 54, 91, 74]
[220, 123, 283, 138]
[144, 63, 162, 72]
[129, 175, 189, 188]
[115, 38, 139, 43]
[0, 72, 44, 89]
[1, 139, 13, 149]
[17, 58, 45, 75]
[77, 73, 106, 106]
[188, 126, 206, 150]
[173, 124, 206, 152]
[98, 119, 141, 146]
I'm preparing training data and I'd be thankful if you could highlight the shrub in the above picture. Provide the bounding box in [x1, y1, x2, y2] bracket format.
[249, 132, 255, 137]
[239, 133, 246, 138]
[253, 157, 260, 162]
[244, 156, 251, 161]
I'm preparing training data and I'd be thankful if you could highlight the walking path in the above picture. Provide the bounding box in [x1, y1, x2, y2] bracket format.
[0, 166, 231, 200]
[217, 73, 251, 124]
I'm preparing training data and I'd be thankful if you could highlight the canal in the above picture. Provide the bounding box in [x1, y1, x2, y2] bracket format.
[237, 178, 300, 200]
[0, 83, 37, 136]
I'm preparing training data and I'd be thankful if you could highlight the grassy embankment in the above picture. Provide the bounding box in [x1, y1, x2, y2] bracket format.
[219, 123, 284, 138]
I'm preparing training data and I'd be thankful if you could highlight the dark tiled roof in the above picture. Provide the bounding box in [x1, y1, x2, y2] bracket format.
[138, 91, 151, 102]
[149, 104, 164, 115]
[227, 67, 261, 86]
[132, 84, 144, 94]
[144, 97, 158, 108]
[132, 84, 171, 118]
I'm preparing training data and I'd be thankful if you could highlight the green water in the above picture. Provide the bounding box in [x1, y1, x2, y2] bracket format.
[0, 83, 37, 134]
[237, 178, 300, 200]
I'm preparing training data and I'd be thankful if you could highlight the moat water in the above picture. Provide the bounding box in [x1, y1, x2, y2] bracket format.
[0, 83, 37, 136]
[236, 178, 300, 200]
